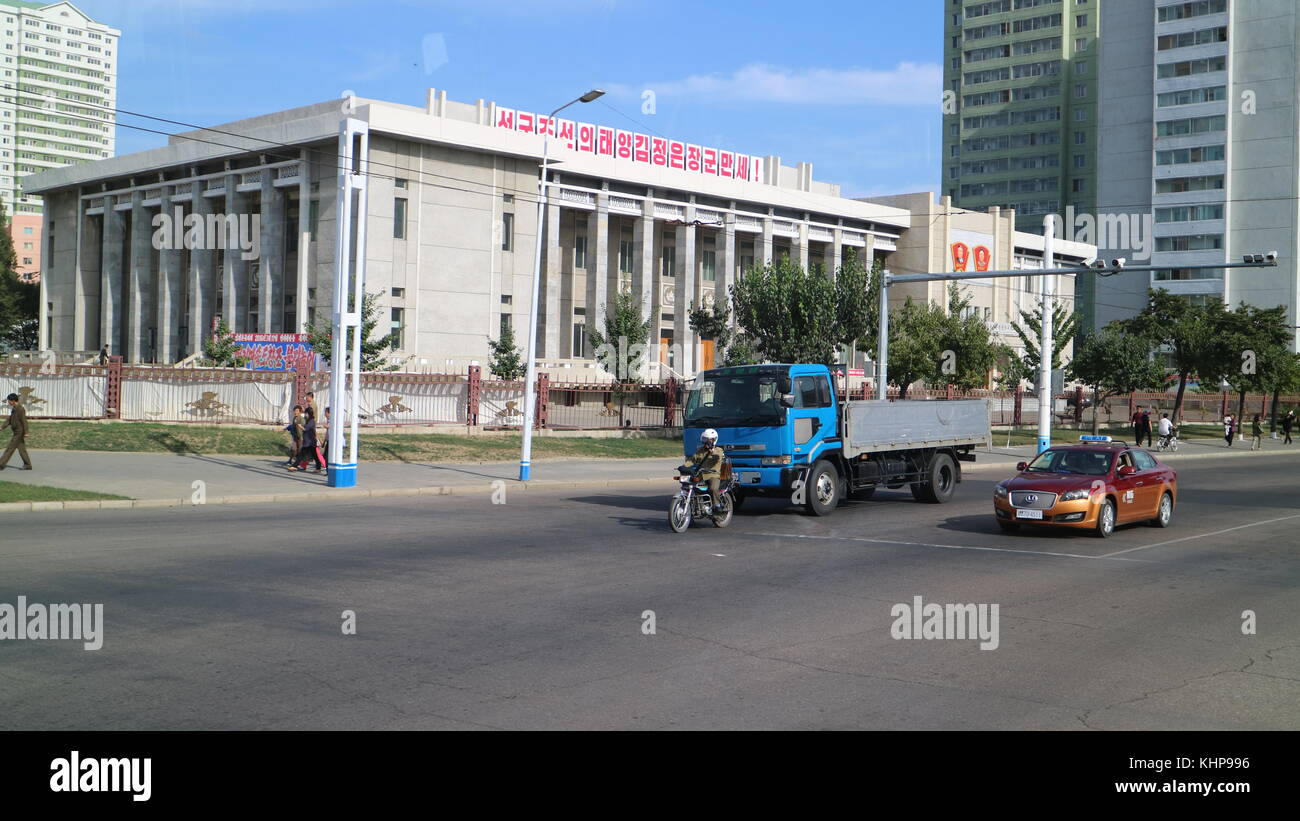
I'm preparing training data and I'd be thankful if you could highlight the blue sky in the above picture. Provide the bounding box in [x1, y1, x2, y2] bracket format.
[72, 0, 943, 197]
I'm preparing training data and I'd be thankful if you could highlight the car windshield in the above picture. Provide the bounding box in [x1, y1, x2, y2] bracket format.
[1025, 448, 1112, 476]
[684, 373, 785, 427]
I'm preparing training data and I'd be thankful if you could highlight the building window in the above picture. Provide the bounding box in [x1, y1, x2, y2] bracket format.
[618, 239, 634, 274]
[1074, 130, 1086, 144]
[1077, 59, 1088, 73]
[1072, 178, 1085, 193]
[501, 212, 513, 251]
[391, 287, 405, 298]
[1076, 14, 1087, 26]
[393, 197, 407, 239]
[23, 225, 32, 233]
[1074, 108, 1087, 121]
[390, 308, 404, 349]
[1074, 83, 1087, 98]
[1074, 37, 1087, 51]
[574, 234, 587, 268]
[22, 256, 31, 265]
[702, 250, 716, 282]
[1073, 154, 1086, 168]
[572, 322, 586, 358]
[394, 178, 407, 189]
[661, 244, 675, 278]
[500, 312, 511, 337]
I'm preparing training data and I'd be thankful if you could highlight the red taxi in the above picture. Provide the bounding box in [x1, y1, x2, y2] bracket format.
[993, 436, 1177, 538]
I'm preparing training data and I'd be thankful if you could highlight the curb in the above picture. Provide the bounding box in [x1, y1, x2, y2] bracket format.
[0, 476, 667, 514]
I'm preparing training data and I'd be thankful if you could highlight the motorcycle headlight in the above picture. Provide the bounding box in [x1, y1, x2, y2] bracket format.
[994, 483, 1009, 498]
[1060, 488, 1091, 501]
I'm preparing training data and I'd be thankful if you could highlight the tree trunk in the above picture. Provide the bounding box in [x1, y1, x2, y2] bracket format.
[1172, 372, 1190, 426]
[1236, 389, 1247, 440]
[1092, 385, 1101, 434]
[1270, 388, 1280, 433]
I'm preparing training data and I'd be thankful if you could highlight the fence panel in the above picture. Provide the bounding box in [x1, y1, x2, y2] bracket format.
[481, 380, 527, 427]
[547, 383, 672, 429]
[120, 368, 294, 424]
[0, 364, 106, 418]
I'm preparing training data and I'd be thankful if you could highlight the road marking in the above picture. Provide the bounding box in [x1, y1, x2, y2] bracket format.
[1099, 512, 1300, 557]
[709, 553, 727, 557]
[741, 531, 1152, 563]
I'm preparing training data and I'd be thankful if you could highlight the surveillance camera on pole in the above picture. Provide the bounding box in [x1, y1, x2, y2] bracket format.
[1266, 251, 1278, 264]
[1110, 258, 1126, 269]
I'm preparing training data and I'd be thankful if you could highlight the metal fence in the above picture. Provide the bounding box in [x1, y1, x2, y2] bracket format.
[3, 359, 1297, 432]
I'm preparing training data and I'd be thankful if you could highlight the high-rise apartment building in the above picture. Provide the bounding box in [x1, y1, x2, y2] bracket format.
[1095, 0, 1298, 351]
[0, 0, 119, 281]
[943, 0, 1100, 233]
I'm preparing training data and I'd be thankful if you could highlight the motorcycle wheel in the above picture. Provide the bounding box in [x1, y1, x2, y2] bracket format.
[711, 493, 734, 528]
[668, 496, 692, 533]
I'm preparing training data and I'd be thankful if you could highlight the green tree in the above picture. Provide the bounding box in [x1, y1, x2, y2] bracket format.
[940, 283, 1005, 392]
[305, 291, 398, 371]
[884, 296, 946, 399]
[731, 253, 874, 366]
[202, 319, 249, 368]
[0, 201, 37, 353]
[487, 323, 524, 380]
[1123, 289, 1234, 425]
[587, 289, 653, 426]
[1067, 324, 1167, 433]
[999, 299, 1078, 389]
[1221, 302, 1291, 429]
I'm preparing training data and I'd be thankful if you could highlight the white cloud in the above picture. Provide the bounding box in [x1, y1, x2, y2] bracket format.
[611, 62, 942, 107]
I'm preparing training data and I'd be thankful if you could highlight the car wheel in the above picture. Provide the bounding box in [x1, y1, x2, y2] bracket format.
[804, 460, 839, 516]
[912, 453, 957, 504]
[1093, 499, 1116, 538]
[997, 520, 1020, 534]
[1151, 491, 1173, 528]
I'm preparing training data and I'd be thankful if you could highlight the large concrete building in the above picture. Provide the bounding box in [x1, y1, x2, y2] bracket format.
[1095, 0, 1297, 350]
[0, 0, 119, 283]
[22, 90, 1093, 383]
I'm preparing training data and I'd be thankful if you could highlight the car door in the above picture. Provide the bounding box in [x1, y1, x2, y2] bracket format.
[1112, 450, 1143, 523]
[1130, 449, 1163, 517]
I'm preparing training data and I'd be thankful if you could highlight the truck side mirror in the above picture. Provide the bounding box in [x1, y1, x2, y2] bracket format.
[780, 393, 796, 408]
[778, 375, 792, 394]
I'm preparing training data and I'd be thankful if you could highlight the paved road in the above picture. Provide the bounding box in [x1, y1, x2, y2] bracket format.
[1, 452, 1297, 730]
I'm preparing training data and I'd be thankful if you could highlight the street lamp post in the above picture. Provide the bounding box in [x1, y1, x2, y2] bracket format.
[519, 89, 604, 481]
[1037, 214, 1055, 455]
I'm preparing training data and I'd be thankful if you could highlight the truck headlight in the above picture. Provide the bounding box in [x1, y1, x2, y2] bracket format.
[1060, 488, 1091, 501]
[761, 455, 793, 466]
[994, 483, 1009, 498]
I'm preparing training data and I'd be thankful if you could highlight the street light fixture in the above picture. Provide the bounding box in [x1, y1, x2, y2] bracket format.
[519, 88, 605, 481]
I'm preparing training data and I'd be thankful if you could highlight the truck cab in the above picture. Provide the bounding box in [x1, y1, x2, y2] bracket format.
[683, 364, 836, 498]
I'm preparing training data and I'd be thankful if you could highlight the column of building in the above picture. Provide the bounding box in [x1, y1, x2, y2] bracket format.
[155, 183, 183, 362]
[126, 190, 153, 362]
[673, 206, 697, 376]
[586, 194, 609, 348]
[100, 200, 125, 358]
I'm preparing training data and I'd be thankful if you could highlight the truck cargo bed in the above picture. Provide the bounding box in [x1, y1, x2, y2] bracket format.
[842, 399, 990, 457]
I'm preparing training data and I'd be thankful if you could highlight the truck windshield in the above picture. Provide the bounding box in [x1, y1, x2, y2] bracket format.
[684, 373, 785, 427]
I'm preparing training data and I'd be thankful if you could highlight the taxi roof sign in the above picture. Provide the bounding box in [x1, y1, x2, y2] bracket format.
[1079, 435, 1112, 442]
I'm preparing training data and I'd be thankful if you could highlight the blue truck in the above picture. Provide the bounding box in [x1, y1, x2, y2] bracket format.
[682, 364, 991, 516]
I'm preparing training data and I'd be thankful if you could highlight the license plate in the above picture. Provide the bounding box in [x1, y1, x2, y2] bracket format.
[1015, 509, 1044, 520]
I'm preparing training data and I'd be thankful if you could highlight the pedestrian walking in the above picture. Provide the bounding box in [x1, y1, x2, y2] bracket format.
[1140, 407, 1153, 448]
[1283, 410, 1295, 445]
[0, 393, 32, 470]
[288, 406, 325, 473]
[1224, 413, 1235, 447]
[1251, 414, 1263, 450]
[1131, 405, 1145, 446]
[284, 404, 305, 466]
[99, 345, 110, 366]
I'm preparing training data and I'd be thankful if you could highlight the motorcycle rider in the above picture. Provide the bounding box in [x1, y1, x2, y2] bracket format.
[683, 428, 726, 513]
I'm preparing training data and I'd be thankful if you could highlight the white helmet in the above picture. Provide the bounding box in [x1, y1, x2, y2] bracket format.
[701, 428, 719, 446]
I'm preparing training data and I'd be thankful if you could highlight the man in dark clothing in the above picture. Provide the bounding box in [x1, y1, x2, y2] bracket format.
[99, 345, 110, 366]
[1131, 406, 1145, 447]
[1283, 410, 1295, 445]
[0, 393, 32, 470]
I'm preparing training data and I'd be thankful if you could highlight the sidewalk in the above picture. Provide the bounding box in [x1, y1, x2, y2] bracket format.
[0, 436, 1294, 513]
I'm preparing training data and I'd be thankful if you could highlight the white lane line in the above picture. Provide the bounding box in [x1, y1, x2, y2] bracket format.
[1099, 512, 1300, 557]
[742, 531, 1152, 563]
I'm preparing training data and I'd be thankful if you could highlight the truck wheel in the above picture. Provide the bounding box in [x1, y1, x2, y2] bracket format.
[804, 460, 839, 516]
[911, 453, 957, 503]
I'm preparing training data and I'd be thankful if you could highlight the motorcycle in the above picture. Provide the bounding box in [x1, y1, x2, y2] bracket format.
[668, 462, 736, 533]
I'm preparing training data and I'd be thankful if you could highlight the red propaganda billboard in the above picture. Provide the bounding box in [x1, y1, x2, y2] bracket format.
[951, 242, 970, 272]
[231, 333, 317, 372]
